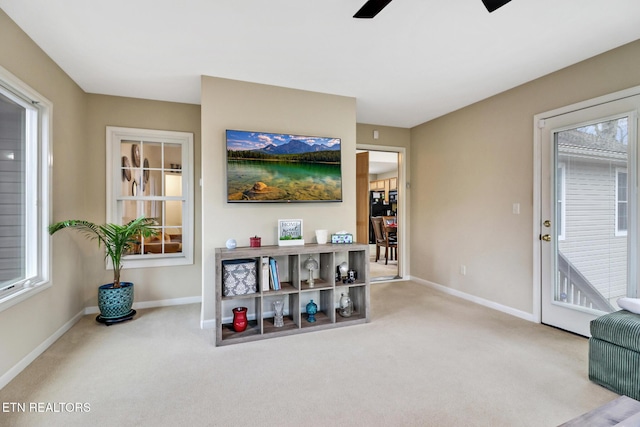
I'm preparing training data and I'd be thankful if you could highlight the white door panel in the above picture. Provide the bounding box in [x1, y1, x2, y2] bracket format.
[540, 96, 638, 336]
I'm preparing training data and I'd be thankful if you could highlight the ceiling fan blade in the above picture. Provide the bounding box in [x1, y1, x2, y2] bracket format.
[353, 0, 393, 19]
[481, 0, 512, 12]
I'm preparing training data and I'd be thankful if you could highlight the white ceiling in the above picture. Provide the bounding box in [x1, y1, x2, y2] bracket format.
[2, 0, 640, 128]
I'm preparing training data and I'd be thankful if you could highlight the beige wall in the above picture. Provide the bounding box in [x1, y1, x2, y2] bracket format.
[200, 76, 356, 323]
[0, 9, 88, 379]
[410, 38, 640, 315]
[85, 95, 202, 306]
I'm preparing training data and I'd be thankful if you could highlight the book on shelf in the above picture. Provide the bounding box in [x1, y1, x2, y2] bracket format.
[269, 257, 280, 290]
[261, 257, 270, 292]
[275, 258, 281, 288]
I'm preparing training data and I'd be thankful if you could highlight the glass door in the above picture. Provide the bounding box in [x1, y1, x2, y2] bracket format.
[541, 98, 638, 336]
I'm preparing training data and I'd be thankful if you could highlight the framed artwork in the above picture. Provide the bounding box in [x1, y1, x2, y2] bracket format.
[226, 129, 342, 203]
[278, 219, 304, 246]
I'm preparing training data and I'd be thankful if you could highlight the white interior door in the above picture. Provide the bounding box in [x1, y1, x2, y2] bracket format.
[540, 96, 638, 336]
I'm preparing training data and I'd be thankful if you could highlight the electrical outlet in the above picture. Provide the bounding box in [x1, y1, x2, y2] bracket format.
[460, 265, 466, 275]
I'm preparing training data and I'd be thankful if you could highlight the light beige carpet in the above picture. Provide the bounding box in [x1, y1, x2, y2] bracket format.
[0, 281, 618, 426]
[369, 258, 398, 280]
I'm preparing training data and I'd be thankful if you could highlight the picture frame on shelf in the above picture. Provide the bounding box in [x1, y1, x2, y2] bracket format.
[278, 219, 304, 246]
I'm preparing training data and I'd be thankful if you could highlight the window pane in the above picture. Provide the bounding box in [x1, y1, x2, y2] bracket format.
[166, 200, 182, 229]
[618, 203, 628, 231]
[165, 143, 182, 169]
[0, 92, 26, 288]
[618, 172, 627, 201]
[165, 171, 182, 197]
[120, 140, 139, 197]
[123, 200, 160, 223]
[141, 142, 160, 196]
[556, 165, 564, 238]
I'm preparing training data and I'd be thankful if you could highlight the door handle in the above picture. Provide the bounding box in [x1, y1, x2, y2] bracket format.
[541, 234, 551, 242]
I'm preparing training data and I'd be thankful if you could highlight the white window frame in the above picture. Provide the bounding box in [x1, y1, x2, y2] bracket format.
[0, 65, 52, 313]
[106, 126, 194, 268]
[616, 167, 628, 237]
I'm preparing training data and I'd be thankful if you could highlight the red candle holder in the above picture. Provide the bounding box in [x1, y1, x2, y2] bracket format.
[250, 236, 261, 247]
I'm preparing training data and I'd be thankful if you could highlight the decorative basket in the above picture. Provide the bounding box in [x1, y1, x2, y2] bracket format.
[223, 259, 258, 296]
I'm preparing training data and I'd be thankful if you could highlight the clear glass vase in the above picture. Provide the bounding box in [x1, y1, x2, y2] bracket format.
[273, 300, 284, 327]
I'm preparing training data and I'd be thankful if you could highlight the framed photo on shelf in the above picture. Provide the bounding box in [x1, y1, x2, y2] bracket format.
[278, 219, 304, 246]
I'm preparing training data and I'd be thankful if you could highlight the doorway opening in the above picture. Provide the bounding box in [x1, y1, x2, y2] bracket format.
[356, 147, 404, 282]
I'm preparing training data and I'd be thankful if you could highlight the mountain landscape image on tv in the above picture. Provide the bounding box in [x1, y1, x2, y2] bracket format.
[226, 130, 342, 202]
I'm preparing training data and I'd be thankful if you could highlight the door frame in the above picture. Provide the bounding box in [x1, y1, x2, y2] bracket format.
[533, 84, 640, 324]
[357, 144, 407, 281]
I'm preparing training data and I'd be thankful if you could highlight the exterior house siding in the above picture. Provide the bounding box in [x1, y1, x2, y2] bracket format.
[558, 153, 627, 305]
[0, 98, 23, 286]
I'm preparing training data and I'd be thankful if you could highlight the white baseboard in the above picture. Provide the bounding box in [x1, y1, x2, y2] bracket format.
[201, 318, 216, 329]
[84, 295, 202, 315]
[0, 309, 85, 390]
[412, 276, 537, 323]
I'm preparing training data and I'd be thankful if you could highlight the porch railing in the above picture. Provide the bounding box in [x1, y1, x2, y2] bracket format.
[556, 251, 614, 312]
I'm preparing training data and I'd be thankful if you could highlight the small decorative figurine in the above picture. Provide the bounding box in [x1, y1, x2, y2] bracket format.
[303, 255, 319, 287]
[306, 299, 318, 323]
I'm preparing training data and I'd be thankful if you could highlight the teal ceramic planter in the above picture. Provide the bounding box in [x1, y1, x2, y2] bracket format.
[98, 282, 134, 319]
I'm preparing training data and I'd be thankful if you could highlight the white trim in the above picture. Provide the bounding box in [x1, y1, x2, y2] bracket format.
[0, 65, 52, 313]
[106, 126, 194, 269]
[412, 276, 537, 323]
[84, 295, 202, 315]
[532, 119, 542, 323]
[0, 309, 84, 390]
[201, 318, 216, 329]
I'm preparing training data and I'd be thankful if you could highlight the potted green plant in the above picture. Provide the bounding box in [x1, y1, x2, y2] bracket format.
[49, 216, 157, 324]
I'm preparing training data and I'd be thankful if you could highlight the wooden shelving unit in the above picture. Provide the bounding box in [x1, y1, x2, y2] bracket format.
[215, 243, 370, 346]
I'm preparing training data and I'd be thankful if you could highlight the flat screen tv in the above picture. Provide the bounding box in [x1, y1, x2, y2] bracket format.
[226, 129, 342, 203]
